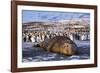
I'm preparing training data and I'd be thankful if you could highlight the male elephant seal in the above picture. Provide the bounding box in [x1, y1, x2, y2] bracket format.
[40, 36, 77, 56]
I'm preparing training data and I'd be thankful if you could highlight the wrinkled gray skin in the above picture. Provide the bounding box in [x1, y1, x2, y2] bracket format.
[40, 36, 78, 56]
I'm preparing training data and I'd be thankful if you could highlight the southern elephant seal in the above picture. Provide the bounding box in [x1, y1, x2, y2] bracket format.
[39, 36, 77, 56]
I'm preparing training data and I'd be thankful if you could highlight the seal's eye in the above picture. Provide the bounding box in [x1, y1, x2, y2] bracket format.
[67, 45, 69, 47]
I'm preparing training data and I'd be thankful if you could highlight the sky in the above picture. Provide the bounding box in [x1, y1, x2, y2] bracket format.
[22, 10, 90, 23]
